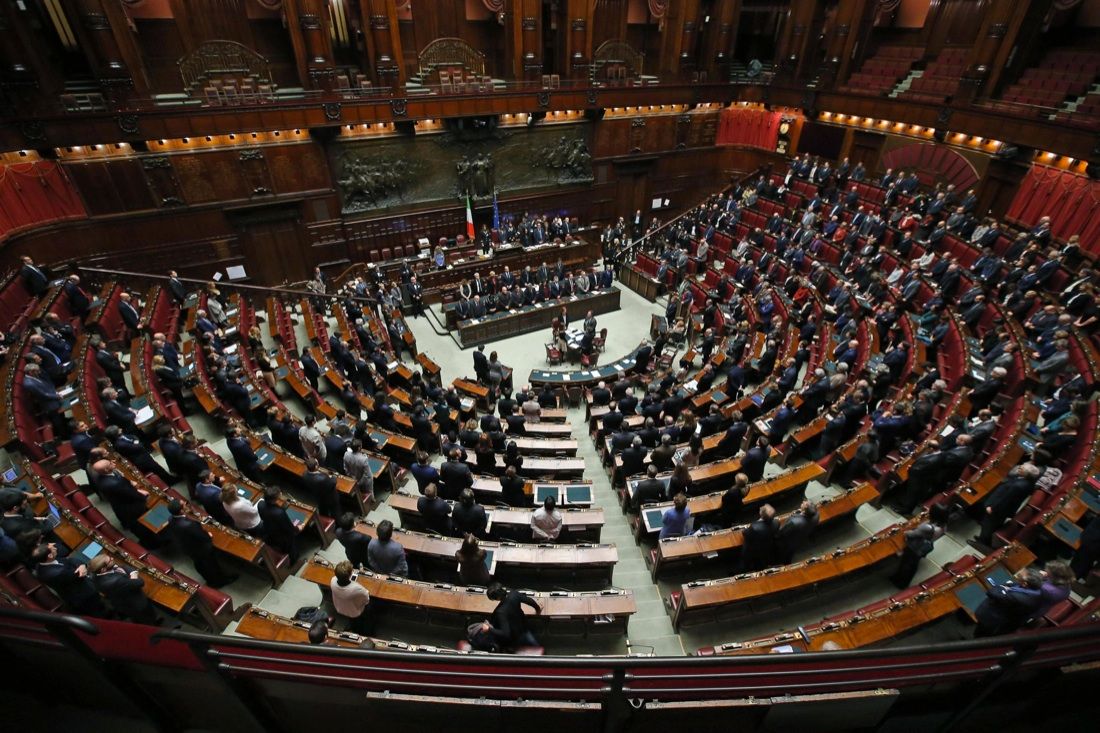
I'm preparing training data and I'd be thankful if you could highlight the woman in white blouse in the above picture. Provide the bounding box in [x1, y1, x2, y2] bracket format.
[221, 485, 264, 537]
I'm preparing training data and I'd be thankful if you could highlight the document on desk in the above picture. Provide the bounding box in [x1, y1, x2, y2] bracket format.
[134, 405, 156, 425]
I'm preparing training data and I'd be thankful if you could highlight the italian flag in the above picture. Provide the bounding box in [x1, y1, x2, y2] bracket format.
[466, 195, 475, 239]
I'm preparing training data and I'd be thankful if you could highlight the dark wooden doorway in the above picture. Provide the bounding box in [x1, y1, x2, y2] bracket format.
[613, 156, 657, 223]
[226, 202, 309, 286]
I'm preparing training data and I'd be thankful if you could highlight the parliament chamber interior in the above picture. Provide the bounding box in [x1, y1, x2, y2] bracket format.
[4, 0, 1100, 730]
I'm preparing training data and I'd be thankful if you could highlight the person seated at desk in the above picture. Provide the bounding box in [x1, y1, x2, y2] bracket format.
[417, 483, 453, 535]
[531, 496, 563, 541]
[660, 493, 692, 539]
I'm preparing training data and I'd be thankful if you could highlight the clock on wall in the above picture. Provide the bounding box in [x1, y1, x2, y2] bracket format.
[776, 117, 793, 155]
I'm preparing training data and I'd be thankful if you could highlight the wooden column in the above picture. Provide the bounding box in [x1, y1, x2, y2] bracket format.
[962, 0, 1052, 100]
[361, 0, 404, 88]
[62, 0, 149, 95]
[658, 0, 701, 79]
[168, 0, 254, 51]
[505, 0, 542, 82]
[774, 0, 817, 80]
[701, 0, 741, 81]
[565, 0, 595, 80]
[824, 0, 872, 86]
[0, 1, 63, 95]
[285, 0, 337, 90]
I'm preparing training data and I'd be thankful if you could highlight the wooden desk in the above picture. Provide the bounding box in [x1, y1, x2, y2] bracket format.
[623, 448, 789, 504]
[365, 238, 601, 304]
[530, 342, 647, 388]
[507, 437, 579, 456]
[236, 606, 478, 654]
[388, 491, 604, 543]
[461, 454, 586, 479]
[671, 517, 923, 629]
[519, 422, 575, 437]
[457, 288, 621, 347]
[355, 520, 618, 588]
[302, 556, 635, 635]
[704, 544, 1035, 654]
[650, 482, 878, 578]
[467, 475, 593, 505]
[245, 431, 391, 515]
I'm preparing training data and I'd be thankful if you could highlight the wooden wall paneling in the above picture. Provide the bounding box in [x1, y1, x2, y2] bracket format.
[62, 0, 150, 94]
[657, 0, 701, 78]
[849, 129, 887, 174]
[131, 19, 188, 94]
[283, 0, 337, 90]
[140, 155, 185, 207]
[591, 0, 628, 54]
[362, 0, 405, 87]
[167, 0, 254, 51]
[975, 155, 1030, 219]
[249, 16, 301, 89]
[0, 0, 64, 96]
[826, 0, 872, 85]
[774, 0, 819, 81]
[565, 0, 595, 79]
[701, 0, 741, 81]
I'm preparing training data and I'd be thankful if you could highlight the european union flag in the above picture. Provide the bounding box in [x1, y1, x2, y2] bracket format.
[492, 189, 500, 231]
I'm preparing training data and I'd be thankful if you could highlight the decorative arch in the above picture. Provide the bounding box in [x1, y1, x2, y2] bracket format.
[178, 40, 272, 91]
[593, 39, 645, 78]
[881, 143, 979, 191]
[417, 38, 486, 78]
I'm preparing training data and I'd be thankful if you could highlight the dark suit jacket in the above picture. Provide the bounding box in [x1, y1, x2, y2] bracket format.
[94, 569, 152, 618]
[258, 500, 297, 556]
[37, 558, 104, 613]
[303, 470, 339, 518]
[96, 472, 147, 524]
[336, 527, 371, 568]
[168, 514, 215, 557]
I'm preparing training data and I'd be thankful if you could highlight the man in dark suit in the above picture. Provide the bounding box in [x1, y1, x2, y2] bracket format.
[94, 459, 158, 544]
[63, 274, 91, 319]
[440, 449, 474, 500]
[336, 512, 372, 568]
[738, 504, 780, 572]
[102, 387, 140, 436]
[619, 436, 647, 480]
[22, 364, 68, 438]
[631, 465, 667, 510]
[32, 543, 109, 617]
[973, 464, 1041, 549]
[258, 485, 299, 563]
[776, 500, 819, 564]
[165, 500, 237, 587]
[417, 483, 453, 535]
[29, 334, 70, 383]
[20, 255, 49, 297]
[300, 348, 321, 391]
[227, 425, 263, 482]
[473, 344, 490, 384]
[106, 425, 177, 485]
[70, 420, 97, 482]
[118, 292, 141, 332]
[166, 270, 187, 304]
[741, 437, 769, 482]
[303, 459, 340, 519]
[89, 555, 158, 624]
